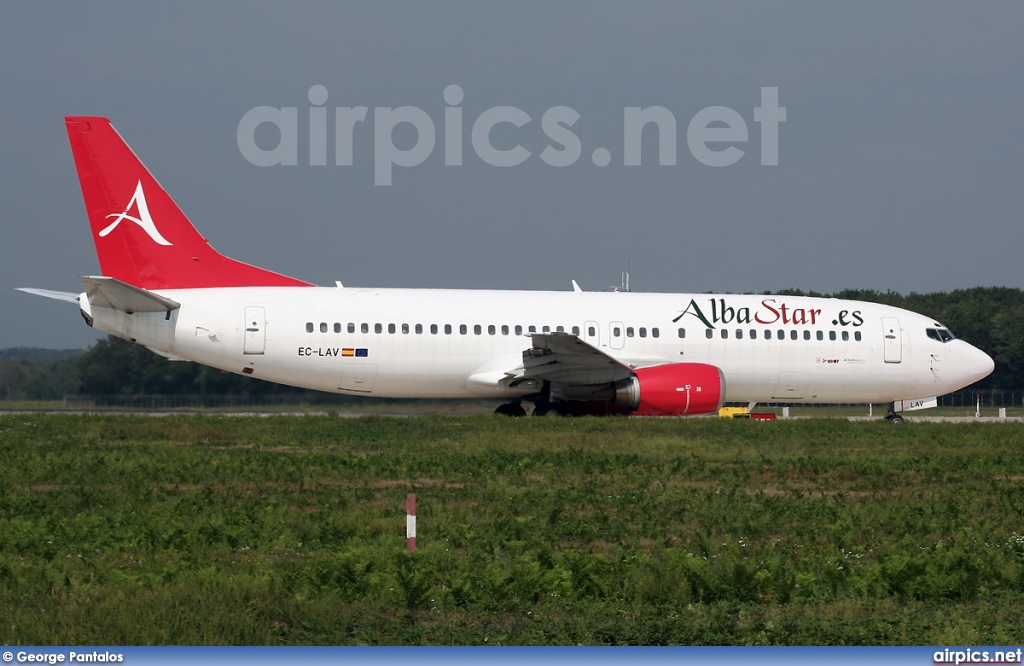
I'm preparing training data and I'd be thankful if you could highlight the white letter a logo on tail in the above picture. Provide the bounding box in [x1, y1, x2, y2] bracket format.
[99, 180, 173, 246]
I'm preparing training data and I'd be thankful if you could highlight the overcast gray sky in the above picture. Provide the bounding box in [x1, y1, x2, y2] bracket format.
[3, 1, 1023, 349]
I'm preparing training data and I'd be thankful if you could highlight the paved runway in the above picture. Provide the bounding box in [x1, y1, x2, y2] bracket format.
[3, 409, 1024, 422]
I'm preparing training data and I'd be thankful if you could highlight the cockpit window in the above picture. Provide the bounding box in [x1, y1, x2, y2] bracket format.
[926, 327, 956, 342]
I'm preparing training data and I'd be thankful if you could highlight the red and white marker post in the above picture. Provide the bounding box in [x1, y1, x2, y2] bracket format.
[406, 493, 416, 553]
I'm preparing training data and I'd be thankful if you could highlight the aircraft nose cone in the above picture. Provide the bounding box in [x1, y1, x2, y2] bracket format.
[968, 345, 995, 383]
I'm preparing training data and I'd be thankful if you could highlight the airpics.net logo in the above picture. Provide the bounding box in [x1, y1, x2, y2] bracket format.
[237, 85, 786, 186]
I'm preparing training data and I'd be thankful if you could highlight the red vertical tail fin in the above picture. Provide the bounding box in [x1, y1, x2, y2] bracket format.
[65, 116, 312, 290]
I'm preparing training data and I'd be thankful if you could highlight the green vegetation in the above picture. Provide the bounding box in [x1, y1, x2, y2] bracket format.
[1, 414, 1022, 644]
[0, 348, 80, 400]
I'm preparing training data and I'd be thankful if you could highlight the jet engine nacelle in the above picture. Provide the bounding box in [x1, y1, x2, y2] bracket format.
[613, 363, 725, 416]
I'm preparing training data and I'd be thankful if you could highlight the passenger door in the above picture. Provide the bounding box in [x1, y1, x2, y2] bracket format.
[243, 306, 266, 355]
[882, 316, 902, 363]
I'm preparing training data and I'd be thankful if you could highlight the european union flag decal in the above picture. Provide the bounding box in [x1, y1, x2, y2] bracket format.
[355, 348, 369, 357]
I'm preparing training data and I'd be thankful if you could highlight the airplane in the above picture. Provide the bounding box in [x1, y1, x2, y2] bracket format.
[18, 116, 995, 421]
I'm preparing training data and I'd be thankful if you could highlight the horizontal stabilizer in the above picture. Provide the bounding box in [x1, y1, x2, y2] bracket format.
[15, 288, 80, 304]
[82, 276, 180, 313]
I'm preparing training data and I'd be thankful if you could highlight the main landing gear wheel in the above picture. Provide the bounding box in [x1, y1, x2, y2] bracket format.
[495, 402, 527, 417]
[884, 413, 905, 424]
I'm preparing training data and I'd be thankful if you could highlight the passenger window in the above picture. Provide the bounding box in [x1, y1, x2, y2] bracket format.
[778, 329, 785, 339]
[306, 322, 314, 333]
[334, 323, 341, 333]
[855, 331, 862, 341]
[474, 324, 482, 335]
[460, 324, 468, 335]
[502, 325, 509, 335]
[529, 325, 537, 333]
[589, 326, 597, 337]
[639, 327, 647, 338]
[803, 330, 810, 340]
[626, 327, 634, 338]
[488, 325, 496, 335]
[705, 329, 713, 339]
[816, 331, 823, 341]
[542, 325, 550, 333]
[430, 324, 438, 334]
[613, 327, 621, 337]
[652, 328, 659, 338]
[842, 331, 849, 341]
[361, 323, 369, 334]
[572, 326, 580, 335]
[678, 328, 686, 339]
[515, 325, 523, 335]
[444, 324, 452, 335]
[790, 330, 798, 340]
[348, 323, 355, 334]
[556, 325, 564, 332]
[829, 331, 836, 341]
[375, 323, 382, 334]
[320, 322, 328, 333]
[415, 324, 423, 334]
[721, 329, 728, 339]
[750, 329, 757, 339]
[735, 329, 743, 339]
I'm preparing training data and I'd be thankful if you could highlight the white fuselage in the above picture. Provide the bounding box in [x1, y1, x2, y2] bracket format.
[81, 287, 994, 405]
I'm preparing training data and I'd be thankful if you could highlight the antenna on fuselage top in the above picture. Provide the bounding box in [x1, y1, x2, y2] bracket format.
[605, 261, 632, 292]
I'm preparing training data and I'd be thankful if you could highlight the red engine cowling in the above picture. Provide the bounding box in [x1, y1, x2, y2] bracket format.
[614, 363, 725, 416]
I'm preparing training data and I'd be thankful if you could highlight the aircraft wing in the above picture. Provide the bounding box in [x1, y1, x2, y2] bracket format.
[516, 332, 634, 385]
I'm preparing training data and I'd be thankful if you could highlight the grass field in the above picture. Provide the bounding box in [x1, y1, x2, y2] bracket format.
[1, 413, 1022, 645]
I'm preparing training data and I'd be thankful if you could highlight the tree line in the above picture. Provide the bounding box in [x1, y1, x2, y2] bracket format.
[2, 286, 1023, 401]
[0, 337, 330, 401]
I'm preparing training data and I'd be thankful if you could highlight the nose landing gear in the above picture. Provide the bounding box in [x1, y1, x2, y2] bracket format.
[884, 406, 905, 424]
